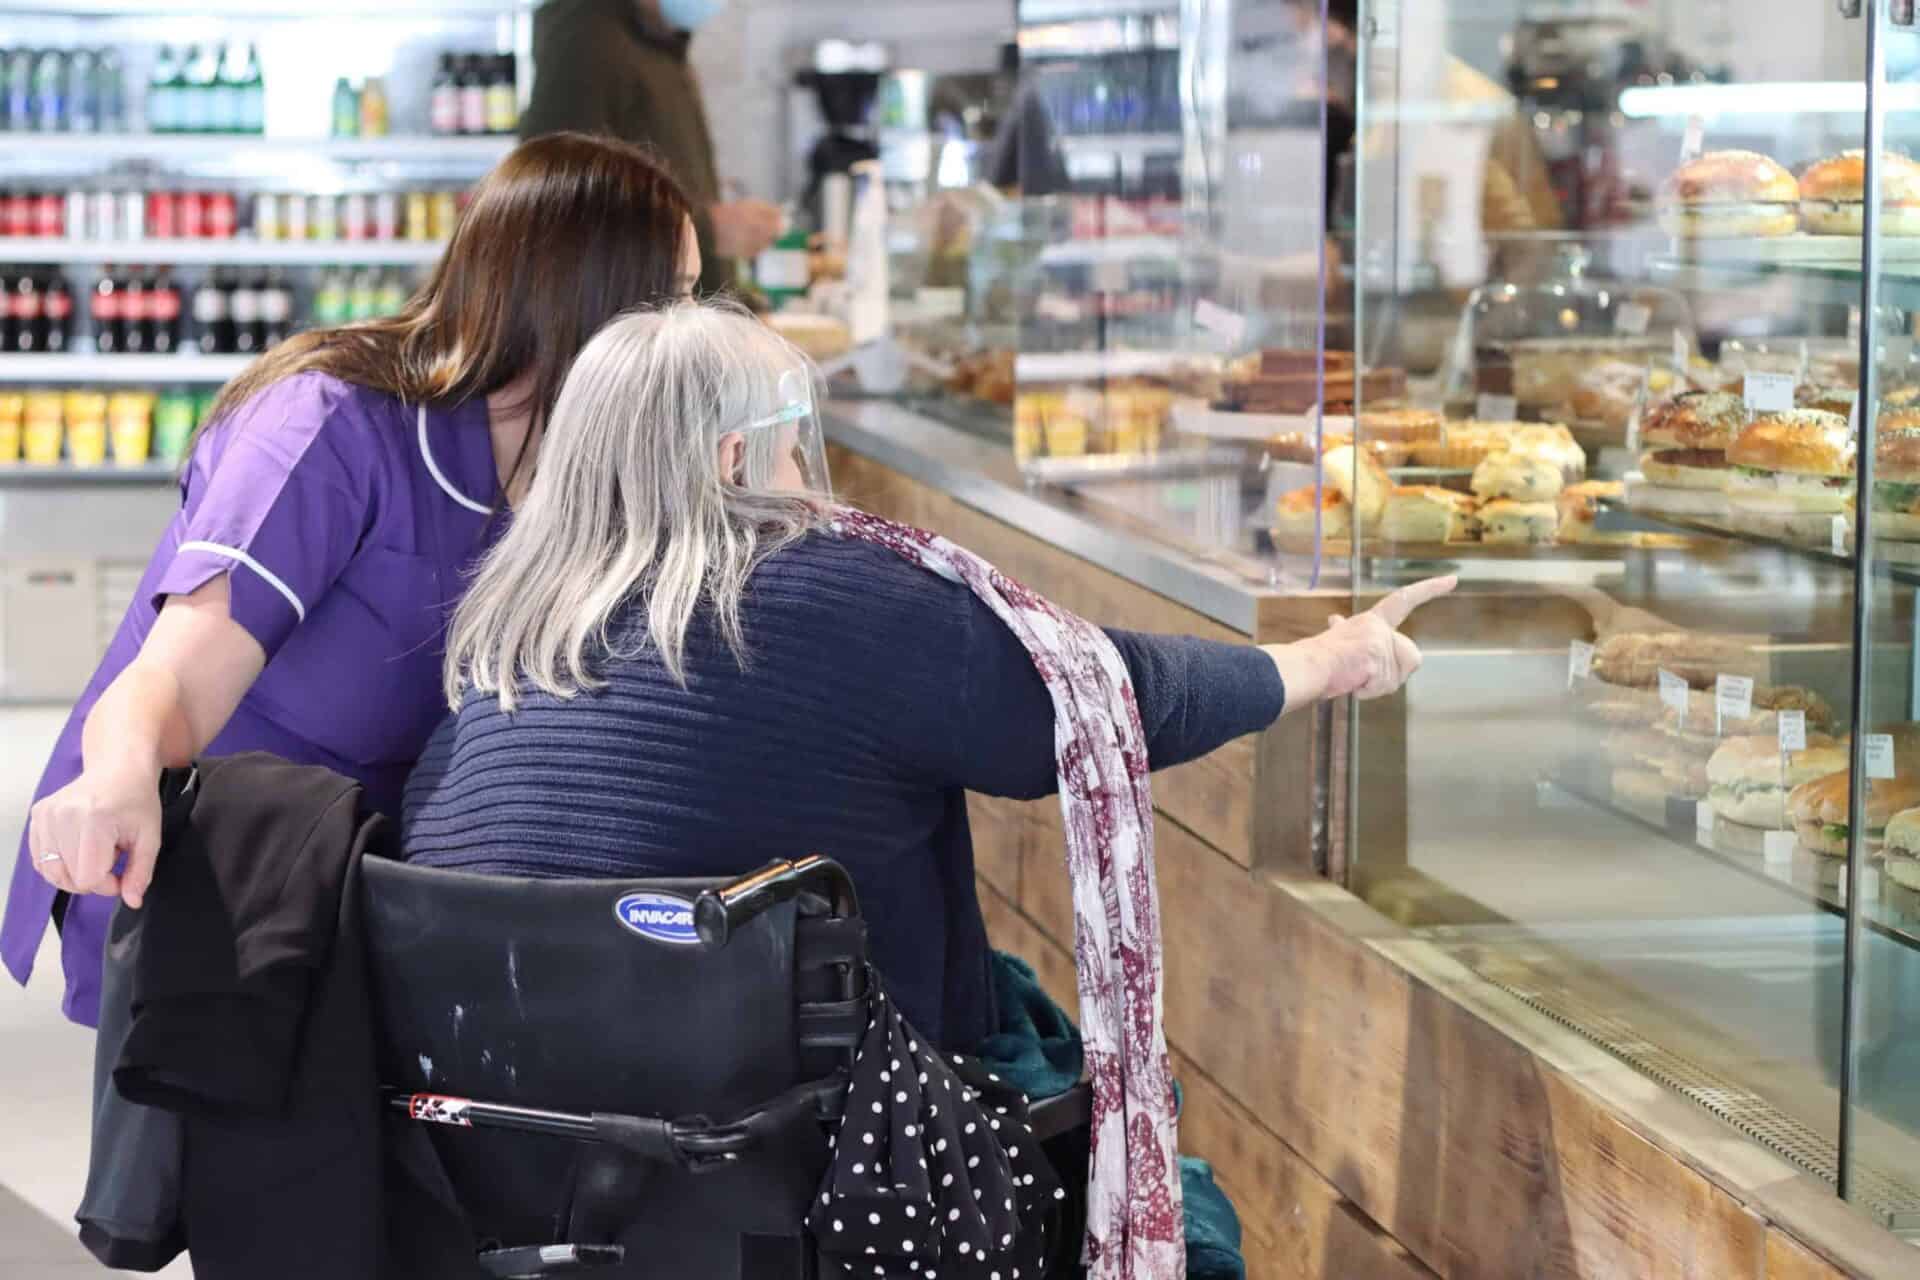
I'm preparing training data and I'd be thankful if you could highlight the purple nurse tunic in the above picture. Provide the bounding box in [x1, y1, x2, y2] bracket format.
[0, 370, 502, 1025]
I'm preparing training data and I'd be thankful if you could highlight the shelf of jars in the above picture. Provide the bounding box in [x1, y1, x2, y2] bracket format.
[0, 352, 250, 382]
[0, 238, 447, 266]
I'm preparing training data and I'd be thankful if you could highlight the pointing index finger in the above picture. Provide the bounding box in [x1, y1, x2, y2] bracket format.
[1370, 575, 1457, 629]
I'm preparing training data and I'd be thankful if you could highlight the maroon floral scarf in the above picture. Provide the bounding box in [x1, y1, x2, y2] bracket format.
[834, 507, 1184, 1280]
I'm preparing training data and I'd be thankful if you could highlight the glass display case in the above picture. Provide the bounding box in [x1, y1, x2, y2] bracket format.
[1350, 0, 1920, 1239]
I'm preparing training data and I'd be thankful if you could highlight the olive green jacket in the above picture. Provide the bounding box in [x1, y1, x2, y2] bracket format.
[521, 0, 731, 295]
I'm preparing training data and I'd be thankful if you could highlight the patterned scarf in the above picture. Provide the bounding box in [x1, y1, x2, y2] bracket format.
[834, 507, 1184, 1280]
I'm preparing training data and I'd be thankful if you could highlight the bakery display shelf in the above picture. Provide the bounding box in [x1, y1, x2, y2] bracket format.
[1650, 255, 1920, 309]
[1608, 497, 1920, 583]
[1263, 532, 1701, 563]
[5, 135, 513, 170]
[1544, 770, 1920, 954]
[0, 461, 176, 485]
[0, 239, 448, 267]
[1020, 446, 1244, 486]
[0, 353, 251, 383]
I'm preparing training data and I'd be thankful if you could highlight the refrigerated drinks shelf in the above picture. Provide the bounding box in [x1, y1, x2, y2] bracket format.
[3, 135, 514, 168]
[0, 239, 448, 266]
[0, 352, 250, 383]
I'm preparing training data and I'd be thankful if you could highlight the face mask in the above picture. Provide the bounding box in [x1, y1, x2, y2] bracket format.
[657, 0, 725, 31]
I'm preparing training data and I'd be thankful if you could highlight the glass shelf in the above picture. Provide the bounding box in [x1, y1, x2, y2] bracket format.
[0, 238, 447, 266]
[0, 461, 176, 484]
[0, 352, 250, 383]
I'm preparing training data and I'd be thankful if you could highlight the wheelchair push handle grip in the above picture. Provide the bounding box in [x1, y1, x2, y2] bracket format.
[694, 855, 857, 947]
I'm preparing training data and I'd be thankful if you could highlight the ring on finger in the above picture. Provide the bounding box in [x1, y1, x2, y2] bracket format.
[38, 851, 63, 864]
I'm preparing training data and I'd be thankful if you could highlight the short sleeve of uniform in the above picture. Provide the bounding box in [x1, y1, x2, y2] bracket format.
[152, 373, 377, 660]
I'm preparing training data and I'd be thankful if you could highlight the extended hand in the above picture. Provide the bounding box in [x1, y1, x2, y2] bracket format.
[27, 762, 164, 909]
[1265, 576, 1457, 709]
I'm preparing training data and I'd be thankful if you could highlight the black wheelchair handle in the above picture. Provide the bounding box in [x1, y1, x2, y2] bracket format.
[693, 855, 858, 947]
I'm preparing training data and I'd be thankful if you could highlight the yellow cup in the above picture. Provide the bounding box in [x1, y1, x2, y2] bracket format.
[111, 416, 152, 466]
[0, 391, 24, 421]
[67, 390, 107, 424]
[67, 417, 107, 467]
[23, 417, 63, 465]
[0, 416, 20, 463]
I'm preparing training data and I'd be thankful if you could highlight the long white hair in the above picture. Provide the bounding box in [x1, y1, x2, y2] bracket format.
[444, 300, 826, 710]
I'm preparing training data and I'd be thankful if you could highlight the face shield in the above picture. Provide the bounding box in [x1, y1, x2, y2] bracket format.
[734, 366, 831, 499]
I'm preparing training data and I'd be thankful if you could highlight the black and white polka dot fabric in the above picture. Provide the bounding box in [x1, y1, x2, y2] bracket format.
[810, 983, 1065, 1277]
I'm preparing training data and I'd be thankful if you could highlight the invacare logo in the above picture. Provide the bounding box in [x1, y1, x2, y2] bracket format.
[612, 891, 700, 945]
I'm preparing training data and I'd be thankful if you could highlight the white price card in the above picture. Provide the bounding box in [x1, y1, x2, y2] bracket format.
[1658, 669, 1689, 720]
[1567, 639, 1594, 690]
[1715, 675, 1754, 734]
[1763, 829, 1799, 865]
[1866, 732, 1897, 780]
[1193, 298, 1248, 346]
[1744, 372, 1796, 414]
[1476, 392, 1518, 421]
[1680, 114, 1705, 162]
[1777, 709, 1808, 753]
[1696, 800, 1715, 834]
[1614, 301, 1652, 336]
[1832, 514, 1849, 557]
[1672, 328, 1689, 374]
[1849, 397, 1862, 443]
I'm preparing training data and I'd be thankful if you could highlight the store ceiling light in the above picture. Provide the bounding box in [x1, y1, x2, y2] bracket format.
[1619, 81, 1920, 117]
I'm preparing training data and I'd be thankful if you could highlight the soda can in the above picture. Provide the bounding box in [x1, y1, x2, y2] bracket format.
[121, 191, 145, 240]
[0, 192, 25, 238]
[371, 191, 398, 241]
[205, 192, 236, 239]
[285, 192, 309, 241]
[148, 191, 177, 239]
[178, 191, 204, 239]
[342, 192, 369, 242]
[310, 193, 337, 241]
[90, 189, 119, 241]
[65, 190, 90, 241]
[253, 193, 281, 242]
[34, 191, 62, 238]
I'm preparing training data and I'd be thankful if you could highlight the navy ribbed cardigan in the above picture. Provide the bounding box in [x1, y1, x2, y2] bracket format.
[402, 533, 1286, 1048]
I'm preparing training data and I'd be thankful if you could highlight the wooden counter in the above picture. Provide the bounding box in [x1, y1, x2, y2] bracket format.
[826, 420, 1920, 1279]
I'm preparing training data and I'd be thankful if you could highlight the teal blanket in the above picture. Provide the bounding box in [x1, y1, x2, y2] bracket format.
[973, 953, 1246, 1280]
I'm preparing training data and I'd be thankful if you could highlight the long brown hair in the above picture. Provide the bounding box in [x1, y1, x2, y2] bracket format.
[199, 132, 696, 492]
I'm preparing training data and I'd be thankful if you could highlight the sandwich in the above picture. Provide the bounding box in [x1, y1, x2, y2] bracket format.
[1478, 498, 1558, 544]
[1797, 383, 1858, 417]
[1592, 630, 1765, 690]
[1882, 806, 1920, 891]
[1639, 390, 1745, 492]
[1706, 733, 1848, 828]
[1798, 149, 1920, 236]
[1871, 410, 1920, 540]
[1273, 485, 1350, 543]
[1321, 443, 1392, 527]
[1658, 150, 1800, 239]
[1726, 410, 1855, 515]
[1556, 480, 1622, 543]
[1470, 450, 1564, 503]
[1380, 486, 1478, 543]
[1787, 769, 1920, 858]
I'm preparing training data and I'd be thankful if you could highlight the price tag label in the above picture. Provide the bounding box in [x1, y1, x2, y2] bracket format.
[1715, 675, 1754, 734]
[1865, 866, 1882, 900]
[1624, 367, 1652, 455]
[1849, 397, 1862, 443]
[1672, 327, 1689, 375]
[1832, 514, 1849, 556]
[1744, 372, 1796, 415]
[1193, 298, 1248, 346]
[1680, 114, 1706, 163]
[1567, 639, 1594, 690]
[1615, 301, 1652, 336]
[1796, 339, 1811, 384]
[1866, 732, 1897, 780]
[1778, 709, 1808, 753]
[1763, 829, 1798, 864]
[1658, 669, 1689, 722]
[1476, 392, 1518, 421]
[1696, 800, 1715, 833]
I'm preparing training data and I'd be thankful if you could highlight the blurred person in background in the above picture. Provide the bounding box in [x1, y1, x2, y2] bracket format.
[7, 134, 700, 1027]
[522, 0, 785, 295]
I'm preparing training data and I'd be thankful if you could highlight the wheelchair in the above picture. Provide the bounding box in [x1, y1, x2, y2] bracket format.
[362, 855, 1091, 1279]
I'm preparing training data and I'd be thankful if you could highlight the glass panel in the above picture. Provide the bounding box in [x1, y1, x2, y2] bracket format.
[1352, 0, 1877, 1215]
[1846, 3, 1920, 1236]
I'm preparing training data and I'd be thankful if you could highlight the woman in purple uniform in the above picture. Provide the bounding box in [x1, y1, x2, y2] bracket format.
[5, 132, 702, 1025]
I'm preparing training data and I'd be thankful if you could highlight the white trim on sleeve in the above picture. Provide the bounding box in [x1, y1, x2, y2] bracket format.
[417, 405, 493, 515]
[176, 540, 307, 622]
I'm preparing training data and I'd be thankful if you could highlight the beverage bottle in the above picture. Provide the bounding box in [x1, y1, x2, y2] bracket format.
[229, 272, 260, 353]
[10, 273, 42, 353]
[149, 268, 179, 353]
[92, 269, 121, 353]
[147, 45, 177, 133]
[485, 54, 516, 134]
[66, 48, 96, 133]
[458, 56, 486, 135]
[331, 77, 359, 138]
[374, 268, 407, 316]
[121, 269, 147, 352]
[175, 45, 206, 133]
[153, 388, 194, 462]
[0, 270, 14, 351]
[309, 192, 337, 241]
[97, 48, 124, 132]
[237, 42, 264, 134]
[33, 49, 66, 132]
[429, 54, 459, 136]
[312, 267, 347, 328]
[207, 43, 237, 134]
[259, 268, 291, 346]
[359, 75, 389, 138]
[34, 190, 62, 237]
[348, 267, 377, 322]
[193, 269, 229, 353]
[43, 272, 71, 351]
[405, 189, 430, 241]
[0, 47, 12, 131]
[4, 49, 30, 129]
[341, 191, 369, 242]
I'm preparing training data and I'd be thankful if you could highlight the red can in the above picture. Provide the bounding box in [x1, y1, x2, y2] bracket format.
[148, 191, 177, 239]
[204, 192, 237, 240]
[178, 191, 205, 239]
[2, 190, 28, 237]
[33, 191, 61, 238]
